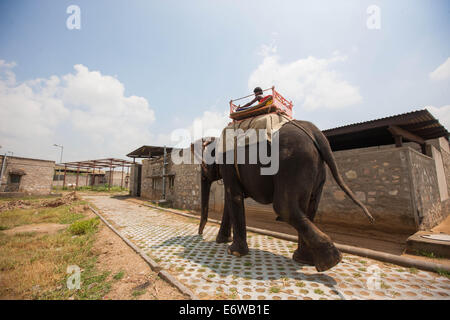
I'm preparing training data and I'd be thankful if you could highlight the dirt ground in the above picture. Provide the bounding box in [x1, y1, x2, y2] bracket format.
[2, 223, 67, 236]
[432, 215, 450, 234]
[89, 211, 187, 300]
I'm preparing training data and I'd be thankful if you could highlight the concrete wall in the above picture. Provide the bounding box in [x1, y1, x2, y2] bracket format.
[104, 170, 129, 188]
[0, 156, 55, 194]
[53, 173, 90, 187]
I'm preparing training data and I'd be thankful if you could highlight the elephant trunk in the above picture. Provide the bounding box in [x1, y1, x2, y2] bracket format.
[198, 177, 211, 235]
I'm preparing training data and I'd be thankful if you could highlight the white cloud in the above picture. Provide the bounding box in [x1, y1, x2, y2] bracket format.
[248, 47, 362, 111]
[429, 57, 450, 81]
[166, 110, 230, 149]
[0, 62, 155, 161]
[426, 105, 450, 131]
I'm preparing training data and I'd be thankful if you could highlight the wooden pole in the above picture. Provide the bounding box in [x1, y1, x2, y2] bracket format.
[92, 161, 96, 190]
[75, 165, 80, 189]
[63, 165, 67, 189]
[121, 161, 124, 189]
[109, 160, 113, 191]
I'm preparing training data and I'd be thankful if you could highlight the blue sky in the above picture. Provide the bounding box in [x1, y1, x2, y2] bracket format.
[0, 0, 449, 162]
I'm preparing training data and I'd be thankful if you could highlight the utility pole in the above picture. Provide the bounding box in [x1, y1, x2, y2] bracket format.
[0, 152, 7, 190]
[162, 145, 167, 200]
[53, 144, 64, 163]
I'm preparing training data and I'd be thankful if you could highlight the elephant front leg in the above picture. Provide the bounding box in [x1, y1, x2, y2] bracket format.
[225, 191, 249, 257]
[216, 204, 232, 243]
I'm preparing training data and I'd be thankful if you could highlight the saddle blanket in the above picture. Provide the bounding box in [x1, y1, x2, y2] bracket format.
[217, 113, 289, 153]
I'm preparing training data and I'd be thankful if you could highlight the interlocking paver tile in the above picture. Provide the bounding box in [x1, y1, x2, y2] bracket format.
[85, 195, 450, 300]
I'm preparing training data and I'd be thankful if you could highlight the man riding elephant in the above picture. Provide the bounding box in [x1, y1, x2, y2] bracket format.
[198, 102, 374, 272]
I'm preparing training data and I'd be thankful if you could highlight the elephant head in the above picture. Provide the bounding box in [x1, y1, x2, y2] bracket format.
[198, 138, 221, 235]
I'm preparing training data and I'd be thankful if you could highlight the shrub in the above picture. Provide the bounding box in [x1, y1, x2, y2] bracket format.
[68, 218, 99, 235]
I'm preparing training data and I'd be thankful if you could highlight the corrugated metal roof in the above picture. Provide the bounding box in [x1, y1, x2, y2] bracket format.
[322, 109, 449, 151]
[127, 145, 173, 158]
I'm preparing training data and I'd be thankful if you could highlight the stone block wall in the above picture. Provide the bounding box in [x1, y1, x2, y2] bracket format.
[316, 147, 418, 233]
[0, 156, 55, 194]
[140, 153, 201, 210]
[170, 161, 201, 210]
[408, 149, 443, 230]
[440, 148, 450, 197]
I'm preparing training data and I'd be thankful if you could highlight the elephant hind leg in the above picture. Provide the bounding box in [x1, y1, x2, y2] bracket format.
[274, 193, 341, 272]
[293, 180, 326, 265]
[293, 237, 314, 265]
[291, 210, 341, 272]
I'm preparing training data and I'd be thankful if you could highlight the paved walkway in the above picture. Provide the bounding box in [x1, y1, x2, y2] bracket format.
[85, 195, 450, 300]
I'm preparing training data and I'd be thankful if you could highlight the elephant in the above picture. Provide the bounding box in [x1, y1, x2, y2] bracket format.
[198, 119, 374, 272]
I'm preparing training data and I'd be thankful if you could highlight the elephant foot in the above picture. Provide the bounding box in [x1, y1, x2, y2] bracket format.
[292, 248, 314, 266]
[227, 242, 249, 257]
[216, 233, 232, 243]
[311, 242, 342, 272]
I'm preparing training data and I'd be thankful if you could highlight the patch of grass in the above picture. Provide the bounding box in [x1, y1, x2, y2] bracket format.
[408, 268, 418, 274]
[380, 281, 391, 289]
[68, 218, 100, 235]
[269, 286, 280, 293]
[1, 225, 111, 299]
[295, 281, 305, 287]
[69, 185, 127, 193]
[436, 269, 450, 279]
[0, 196, 114, 300]
[243, 262, 252, 267]
[415, 250, 441, 259]
[207, 274, 216, 278]
[314, 289, 324, 295]
[0, 201, 87, 229]
[113, 270, 125, 281]
[0, 225, 9, 231]
[132, 289, 146, 297]
[358, 267, 366, 272]
[353, 273, 361, 278]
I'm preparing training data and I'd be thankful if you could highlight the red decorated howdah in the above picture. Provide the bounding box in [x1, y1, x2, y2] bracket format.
[229, 86, 293, 122]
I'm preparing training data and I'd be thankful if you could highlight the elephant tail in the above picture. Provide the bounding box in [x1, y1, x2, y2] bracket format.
[314, 130, 375, 224]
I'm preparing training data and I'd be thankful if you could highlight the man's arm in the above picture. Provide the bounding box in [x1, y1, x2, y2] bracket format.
[237, 95, 263, 110]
